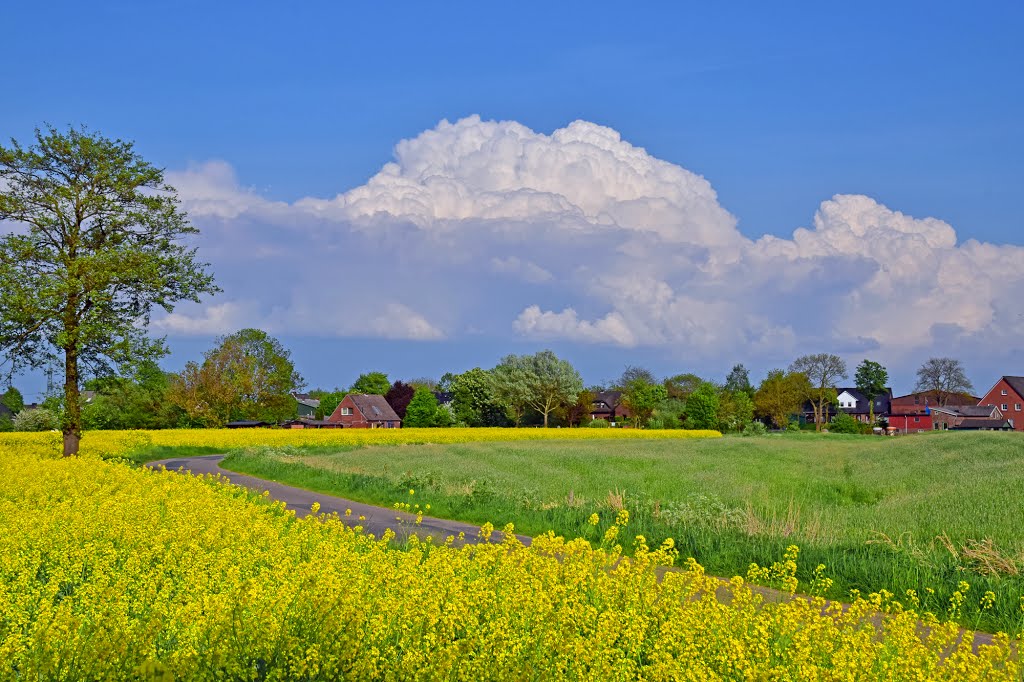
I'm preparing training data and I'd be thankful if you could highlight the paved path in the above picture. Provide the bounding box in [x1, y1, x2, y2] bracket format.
[147, 454, 532, 546]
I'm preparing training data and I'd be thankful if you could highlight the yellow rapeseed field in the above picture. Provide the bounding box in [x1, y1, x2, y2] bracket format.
[0, 436, 1020, 680]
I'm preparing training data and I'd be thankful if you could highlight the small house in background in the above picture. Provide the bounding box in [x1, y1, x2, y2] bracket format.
[590, 391, 631, 423]
[977, 376, 1024, 431]
[889, 391, 980, 434]
[326, 394, 401, 429]
[292, 393, 321, 418]
[801, 387, 892, 424]
[280, 418, 342, 429]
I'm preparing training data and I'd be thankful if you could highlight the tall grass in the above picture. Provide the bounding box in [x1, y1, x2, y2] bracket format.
[223, 431, 1024, 633]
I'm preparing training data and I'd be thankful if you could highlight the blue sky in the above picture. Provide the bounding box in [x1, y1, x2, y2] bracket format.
[4, 1, 1024, 398]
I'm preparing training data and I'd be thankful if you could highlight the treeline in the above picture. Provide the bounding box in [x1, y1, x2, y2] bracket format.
[2, 328, 974, 432]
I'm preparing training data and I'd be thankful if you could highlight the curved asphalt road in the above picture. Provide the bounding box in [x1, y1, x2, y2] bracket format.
[147, 454, 532, 547]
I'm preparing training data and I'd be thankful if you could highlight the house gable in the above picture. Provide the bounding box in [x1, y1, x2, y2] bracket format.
[978, 376, 1024, 432]
[326, 394, 401, 428]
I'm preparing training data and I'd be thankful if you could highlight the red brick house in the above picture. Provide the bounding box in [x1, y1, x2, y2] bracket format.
[887, 390, 979, 434]
[590, 391, 632, 422]
[326, 393, 401, 428]
[977, 376, 1024, 431]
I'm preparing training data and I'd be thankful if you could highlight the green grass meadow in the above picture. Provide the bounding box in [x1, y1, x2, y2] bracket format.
[221, 431, 1024, 632]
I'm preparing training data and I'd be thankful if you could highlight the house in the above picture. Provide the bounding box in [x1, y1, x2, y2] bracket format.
[888, 391, 984, 434]
[931, 405, 1012, 431]
[888, 406, 933, 433]
[590, 390, 631, 422]
[326, 394, 401, 429]
[977, 376, 1024, 431]
[292, 393, 321, 418]
[802, 387, 892, 424]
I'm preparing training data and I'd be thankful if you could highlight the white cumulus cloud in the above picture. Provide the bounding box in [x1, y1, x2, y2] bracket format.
[156, 116, 1024, 372]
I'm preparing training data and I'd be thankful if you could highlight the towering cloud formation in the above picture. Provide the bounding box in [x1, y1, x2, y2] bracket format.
[164, 116, 1024, 364]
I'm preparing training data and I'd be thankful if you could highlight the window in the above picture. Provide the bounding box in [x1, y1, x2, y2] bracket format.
[1016, 404, 1021, 411]
[341, 407, 353, 416]
[914, 397, 920, 405]
[914, 417, 920, 423]
[1001, 404, 1008, 411]
[1001, 389, 1008, 395]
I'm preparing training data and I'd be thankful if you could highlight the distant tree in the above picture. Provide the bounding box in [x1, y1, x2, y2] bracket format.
[491, 351, 583, 428]
[718, 389, 754, 432]
[447, 368, 510, 427]
[0, 125, 219, 455]
[790, 354, 847, 431]
[621, 380, 667, 428]
[1, 386, 24, 415]
[684, 382, 720, 430]
[404, 386, 441, 427]
[854, 359, 889, 423]
[754, 370, 812, 429]
[350, 372, 391, 396]
[407, 377, 439, 390]
[384, 381, 416, 420]
[914, 358, 974, 407]
[82, 360, 180, 429]
[651, 397, 686, 429]
[618, 366, 658, 388]
[724, 364, 754, 397]
[168, 329, 303, 426]
[663, 373, 704, 401]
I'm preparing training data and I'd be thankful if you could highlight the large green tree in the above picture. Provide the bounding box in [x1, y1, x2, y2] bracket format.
[350, 372, 391, 396]
[404, 386, 441, 427]
[169, 329, 302, 426]
[621, 379, 667, 428]
[448, 368, 509, 427]
[854, 359, 889, 423]
[724, 364, 754, 398]
[491, 350, 583, 427]
[0, 126, 218, 454]
[683, 382, 720, 430]
[789, 353, 847, 431]
[754, 370, 811, 429]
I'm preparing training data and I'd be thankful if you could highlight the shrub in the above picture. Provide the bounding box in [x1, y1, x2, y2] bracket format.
[741, 421, 768, 437]
[588, 419, 610, 428]
[828, 412, 861, 434]
[13, 407, 59, 432]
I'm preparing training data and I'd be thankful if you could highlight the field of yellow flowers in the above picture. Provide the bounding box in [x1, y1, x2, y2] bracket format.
[1, 437, 1020, 679]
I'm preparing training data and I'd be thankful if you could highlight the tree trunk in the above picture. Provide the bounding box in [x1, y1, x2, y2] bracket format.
[63, 346, 82, 457]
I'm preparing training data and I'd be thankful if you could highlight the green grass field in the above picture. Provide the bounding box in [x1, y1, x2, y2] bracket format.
[221, 431, 1024, 632]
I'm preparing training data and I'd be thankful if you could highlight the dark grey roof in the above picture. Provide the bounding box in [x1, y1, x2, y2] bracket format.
[805, 387, 893, 415]
[592, 390, 622, 410]
[349, 394, 401, 422]
[953, 418, 1012, 430]
[0, 403, 12, 419]
[1003, 376, 1024, 398]
[225, 420, 272, 428]
[933, 405, 999, 418]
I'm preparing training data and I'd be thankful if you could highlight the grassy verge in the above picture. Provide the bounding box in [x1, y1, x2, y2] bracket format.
[222, 431, 1024, 633]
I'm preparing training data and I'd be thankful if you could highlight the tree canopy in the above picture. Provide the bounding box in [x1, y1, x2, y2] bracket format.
[790, 353, 847, 430]
[490, 351, 583, 427]
[724, 364, 754, 397]
[854, 359, 889, 422]
[0, 126, 218, 454]
[351, 372, 391, 396]
[168, 329, 302, 426]
[754, 370, 811, 429]
[384, 381, 416, 420]
[683, 382, 719, 430]
[914, 358, 974, 407]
